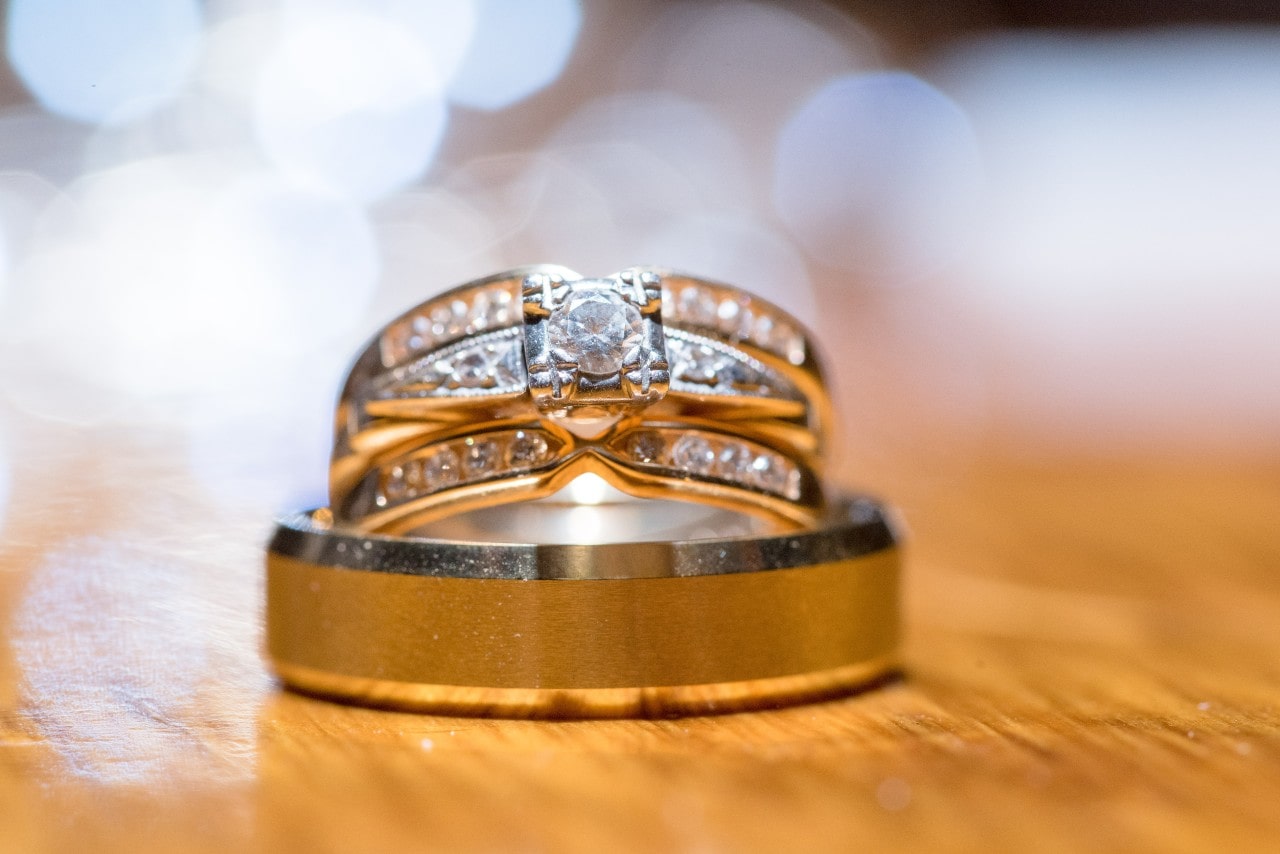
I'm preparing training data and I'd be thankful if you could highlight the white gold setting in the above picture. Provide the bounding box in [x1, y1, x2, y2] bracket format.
[520, 269, 670, 431]
[372, 325, 801, 405]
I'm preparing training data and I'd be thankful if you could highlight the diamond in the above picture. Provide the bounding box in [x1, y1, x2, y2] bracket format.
[750, 453, 798, 497]
[423, 448, 460, 490]
[403, 459, 424, 492]
[450, 348, 494, 387]
[546, 283, 644, 375]
[678, 286, 718, 326]
[430, 306, 453, 337]
[672, 434, 717, 475]
[507, 430, 550, 468]
[490, 288, 515, 326]
[626, 431, 666, 464]
[384, 465, 408, 500]
[463, 438, 500, 477]
[718, 442, 754, 479]
[717, 297, 741, 324]
[442, 340, 522, 390]
[468, 292, 491, 331]
[673, 341, 731, 387]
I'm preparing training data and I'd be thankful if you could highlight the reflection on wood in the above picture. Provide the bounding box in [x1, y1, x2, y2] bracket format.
[1, 441, 1277, 851]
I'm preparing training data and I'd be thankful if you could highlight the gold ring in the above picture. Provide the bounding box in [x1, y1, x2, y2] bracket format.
[329, 266, 833, 534]
[264, 265, 901, 717]
[266, 498, 900, 717]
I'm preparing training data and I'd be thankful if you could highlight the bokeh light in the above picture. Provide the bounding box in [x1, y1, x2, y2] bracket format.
[773, 71, 982, 282]
[638, 212, 815, 323]
[621, 4, 872, 128]
[448, 0, 582, 110]
[254, 12, 449, 201]
[7, 157, 378, 399]
[931, 31, 1280, 444]
[186, 362, 339, 514]
[7, 0, 203, 126]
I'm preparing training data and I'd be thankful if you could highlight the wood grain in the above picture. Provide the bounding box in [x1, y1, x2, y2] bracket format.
[1, 411, 1278, 852]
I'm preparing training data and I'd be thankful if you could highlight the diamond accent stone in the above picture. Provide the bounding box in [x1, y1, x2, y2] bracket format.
[672, 435, 717, 475]
[445, 341, 521, 389]
[664, 332, 795, 399]
[403, 459, 424, 491]
[507, 431, 550, 468]
[546, 285, 644, 375]
[462, 438, 500, 477]
[616, 429, 803, 500]
[423, 448, 460, 490]
[384, 465, 408, 500]
[663, 283, 807, 365]
[678, 285, 718, 326]
[718, 442, 755, 478]
[376, 430, 563, 506]
[673, 341, 733, 387]
[626, 431, 666, 464]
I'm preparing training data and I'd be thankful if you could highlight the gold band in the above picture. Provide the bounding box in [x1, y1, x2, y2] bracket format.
[266, 500, 900, 717]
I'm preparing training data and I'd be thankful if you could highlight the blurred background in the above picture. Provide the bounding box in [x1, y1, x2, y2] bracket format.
[0, 0, 1276, 528]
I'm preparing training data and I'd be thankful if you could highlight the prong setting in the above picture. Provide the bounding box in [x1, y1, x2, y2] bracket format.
[521, 269, 669, 429]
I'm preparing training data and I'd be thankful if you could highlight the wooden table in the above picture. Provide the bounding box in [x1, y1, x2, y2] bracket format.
[1, 405, 1277, 852]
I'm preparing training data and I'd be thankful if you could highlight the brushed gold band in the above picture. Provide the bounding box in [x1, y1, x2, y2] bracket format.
[266, 500, 900, 717]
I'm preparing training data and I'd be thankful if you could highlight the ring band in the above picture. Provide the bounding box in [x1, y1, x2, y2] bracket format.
[329, 266, 833, 534]
[266, 497, 900, 717]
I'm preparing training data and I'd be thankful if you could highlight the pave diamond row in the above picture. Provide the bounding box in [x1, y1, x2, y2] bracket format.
[617, 429, 803, 501]
[381, 284, 520, 368]
[377, 429, 560, 507]
[376, 328, 525, 400]
[664, 283, 807, 366]
[665, 331, 799, 400]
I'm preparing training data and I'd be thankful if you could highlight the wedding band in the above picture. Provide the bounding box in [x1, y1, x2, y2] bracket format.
[266, 496, 900, 717]
[330, 266, 833, 534]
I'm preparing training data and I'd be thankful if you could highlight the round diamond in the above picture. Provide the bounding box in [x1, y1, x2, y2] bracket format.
[423, 448, 460, 490]
[463, 438, 500, 477]
[678, 286, 717, 326]
[672, 435, 717, 475]
[507, 431, 550, 468]
[626, 431, 666, 465]
[750, 453, 794, 496]
[383, 465, 408, 500]
[546, 286, 644, 375]
[718, 442, 754, 479]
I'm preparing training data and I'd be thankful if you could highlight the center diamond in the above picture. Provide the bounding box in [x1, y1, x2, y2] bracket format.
[546, 285, 644, 375]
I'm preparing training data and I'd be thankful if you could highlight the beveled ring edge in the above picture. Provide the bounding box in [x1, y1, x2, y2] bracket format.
[268, 494, 897, 580]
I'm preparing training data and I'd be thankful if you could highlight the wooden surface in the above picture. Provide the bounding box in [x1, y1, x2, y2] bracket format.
[1, 415, 1278, 852]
